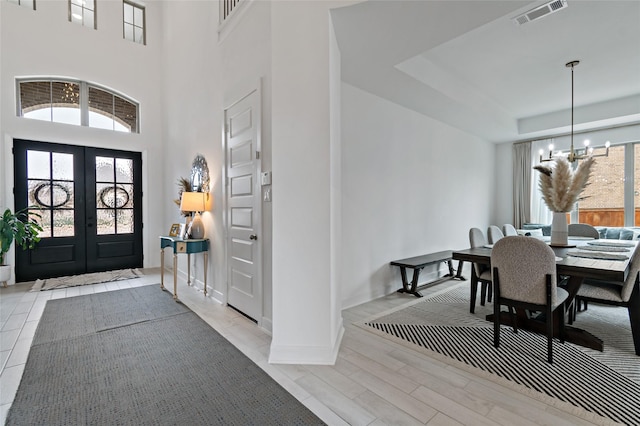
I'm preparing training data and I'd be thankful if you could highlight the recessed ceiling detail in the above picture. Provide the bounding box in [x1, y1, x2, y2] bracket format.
[513, 0, 568, 25]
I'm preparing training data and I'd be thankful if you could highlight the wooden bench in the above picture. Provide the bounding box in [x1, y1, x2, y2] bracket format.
[390, 250, 465, 297]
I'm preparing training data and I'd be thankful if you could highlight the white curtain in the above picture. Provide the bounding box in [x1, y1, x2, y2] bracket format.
[512, 142, 531, 228]
[530, 139, 554, 224]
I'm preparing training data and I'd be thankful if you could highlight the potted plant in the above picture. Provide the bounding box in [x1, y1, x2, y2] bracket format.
[0, 208, 43, 286]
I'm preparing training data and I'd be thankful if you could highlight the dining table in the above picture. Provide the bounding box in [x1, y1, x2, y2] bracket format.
[452, 237, 638, 351]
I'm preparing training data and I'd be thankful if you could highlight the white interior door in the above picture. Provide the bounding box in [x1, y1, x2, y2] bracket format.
[224, 89, 262, 322]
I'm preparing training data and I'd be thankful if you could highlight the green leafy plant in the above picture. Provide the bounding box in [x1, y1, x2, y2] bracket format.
[0, 208, 43, 265]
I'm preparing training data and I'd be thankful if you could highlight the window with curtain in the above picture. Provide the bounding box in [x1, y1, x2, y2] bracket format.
[531, 139, 640, 227]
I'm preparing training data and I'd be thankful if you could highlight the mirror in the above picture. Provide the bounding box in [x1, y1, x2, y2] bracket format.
[190, 154, 209, 193]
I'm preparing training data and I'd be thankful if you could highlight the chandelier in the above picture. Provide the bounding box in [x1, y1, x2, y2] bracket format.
[539, 60, 610, 163]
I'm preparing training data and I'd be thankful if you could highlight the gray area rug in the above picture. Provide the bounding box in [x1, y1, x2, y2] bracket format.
[361, 284, 640, 426]
[6, 286, 324, 425]
[30, 268, 143, 291]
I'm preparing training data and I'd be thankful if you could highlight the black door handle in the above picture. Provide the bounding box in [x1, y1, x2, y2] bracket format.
[249, 234, 257, 240]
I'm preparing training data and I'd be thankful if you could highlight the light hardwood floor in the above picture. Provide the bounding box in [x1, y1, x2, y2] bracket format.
[0, 269, 601, 425]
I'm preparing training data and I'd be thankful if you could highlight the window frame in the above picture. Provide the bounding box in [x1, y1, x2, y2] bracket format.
[6, 0, 36, 10]
[68, 0, 97, 29]
[16, 78, 139, 134]
[123, 0, 146, 45]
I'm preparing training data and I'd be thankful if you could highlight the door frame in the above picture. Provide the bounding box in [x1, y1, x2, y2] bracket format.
[12, 139, 143, 282]
[222, 80, 264, 325]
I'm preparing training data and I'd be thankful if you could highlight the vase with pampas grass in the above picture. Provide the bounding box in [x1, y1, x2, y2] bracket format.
[534, 156, 594, 246]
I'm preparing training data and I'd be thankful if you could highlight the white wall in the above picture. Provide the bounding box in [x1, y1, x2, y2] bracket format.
[0, 0, 165, 282]
[159, 0, 275, 327]
[159, 0, 224, 304]
[341, 83, 495, 309]
[269, 0, 352, 364]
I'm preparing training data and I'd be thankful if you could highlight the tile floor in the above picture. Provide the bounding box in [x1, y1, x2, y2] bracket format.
[1, 269, 601, 425]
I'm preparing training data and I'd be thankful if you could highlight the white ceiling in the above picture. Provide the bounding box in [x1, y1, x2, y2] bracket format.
[330, 0, 640, 143]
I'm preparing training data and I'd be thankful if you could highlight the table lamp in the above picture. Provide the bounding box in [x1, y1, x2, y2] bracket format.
[179, 191, 206, 239]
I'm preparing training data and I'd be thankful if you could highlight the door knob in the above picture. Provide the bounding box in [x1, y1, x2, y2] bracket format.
[249, 234, 258, 240]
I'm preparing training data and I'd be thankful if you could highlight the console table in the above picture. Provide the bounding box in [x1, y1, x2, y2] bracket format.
[160, 236, 209, 299]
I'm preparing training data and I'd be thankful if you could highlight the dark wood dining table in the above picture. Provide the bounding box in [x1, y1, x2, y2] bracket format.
[452, 238, 637, 351]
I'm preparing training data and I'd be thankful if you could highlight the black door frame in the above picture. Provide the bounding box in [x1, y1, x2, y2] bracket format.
[13, 139, 143, 282]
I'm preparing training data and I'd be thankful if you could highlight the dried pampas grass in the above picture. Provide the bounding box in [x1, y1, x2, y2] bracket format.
[534, 156, 594, 213]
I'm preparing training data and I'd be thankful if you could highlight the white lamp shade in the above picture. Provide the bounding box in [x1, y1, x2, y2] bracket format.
[180, 191, 206, 213]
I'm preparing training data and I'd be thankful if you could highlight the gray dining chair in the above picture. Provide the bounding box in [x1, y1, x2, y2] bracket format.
[574, 244, 640, 355]
[487, 225, 504, 244]
[491, 236, 568, 363]
[568, 223, 600, 239]
[502, 224, 518, 236]
[469, 227, 492, 312]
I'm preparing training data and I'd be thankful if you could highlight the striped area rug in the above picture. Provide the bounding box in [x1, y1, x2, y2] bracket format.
[363, 284, 640, 426]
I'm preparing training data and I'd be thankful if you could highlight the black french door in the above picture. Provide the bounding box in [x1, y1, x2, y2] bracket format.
[13, 139, 143, 282]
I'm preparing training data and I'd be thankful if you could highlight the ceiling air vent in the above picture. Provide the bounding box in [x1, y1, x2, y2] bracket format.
[513, 0, 568, 25]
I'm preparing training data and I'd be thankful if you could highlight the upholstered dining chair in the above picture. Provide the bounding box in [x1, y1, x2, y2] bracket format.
[568, 223, 600, 239]
[487, 225, 504, 244]
[469, 228, 492, 312]
[574, 244, 640, 355]
[491, 236, 568, 363]
[502, 224, 518, 236]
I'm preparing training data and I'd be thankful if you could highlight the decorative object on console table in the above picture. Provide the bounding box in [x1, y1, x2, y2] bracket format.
[534, 156, 594, 246]
[179, 191, 206, 239]
[168, 223, 181, 237]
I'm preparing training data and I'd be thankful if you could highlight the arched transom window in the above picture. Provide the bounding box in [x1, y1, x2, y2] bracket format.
[17, 78, 139, 133]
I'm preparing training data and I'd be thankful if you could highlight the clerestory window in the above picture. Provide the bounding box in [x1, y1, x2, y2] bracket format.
[123, 0, 145, 45]
[69, 0, 96, 29]
[6, 0, 35, 10]
[17, 79, 139, 133]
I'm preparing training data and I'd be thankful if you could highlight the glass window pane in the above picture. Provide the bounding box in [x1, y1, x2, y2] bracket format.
[20, 81, 51, 119]
[96, 157, 114, 182]
[116, 184, 133, 208]
[124, 23, 134, 42]
[116, 209, 134, 234]
[84, 9, 94, 28]
[52, 210, 75, 237]
[97, 209, 115, 235]
[29, 180, 50, 208]
[134, 26, 144, 44]
[133, 6, 143, 25]
[123, 3, 133, 23]
[88, 86, 114, 128]
[51, 182, 74, 208]
[578, 145, 625, 226]
[71, 4, 83, 23]
[27, 150, 50, 180]
[52, 153, 74, 180]
[97, 183, 116, 209]
[85, 0, 95, 11]
[31, 209, 51, 238]
[114, 96, 135, 132]
[115, 158, 133, 183]
[70, 0, 83, 6]
[52, 82, 80, 125]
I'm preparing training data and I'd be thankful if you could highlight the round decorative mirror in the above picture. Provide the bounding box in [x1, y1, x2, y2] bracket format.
[190, 154, 209, 193]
